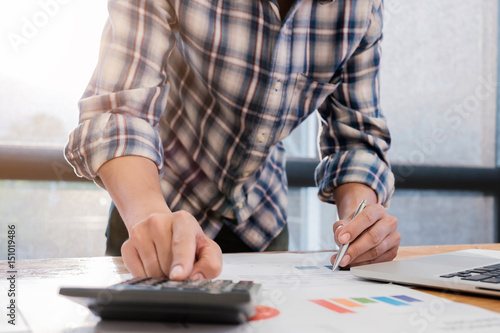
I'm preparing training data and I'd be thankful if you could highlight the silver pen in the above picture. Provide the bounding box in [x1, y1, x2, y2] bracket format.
[332, 199, 367, 271]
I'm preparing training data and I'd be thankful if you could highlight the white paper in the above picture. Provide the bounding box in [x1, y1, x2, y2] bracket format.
[7, 252, 500, 333]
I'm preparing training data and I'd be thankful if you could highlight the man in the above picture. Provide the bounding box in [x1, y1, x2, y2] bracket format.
[65, 0, 400, 281]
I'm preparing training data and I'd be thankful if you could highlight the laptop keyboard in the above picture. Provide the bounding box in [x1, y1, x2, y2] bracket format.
[439, 263, 500, 284]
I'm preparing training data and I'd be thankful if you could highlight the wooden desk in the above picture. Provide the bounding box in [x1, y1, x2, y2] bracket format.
[3, 244, 500, 314]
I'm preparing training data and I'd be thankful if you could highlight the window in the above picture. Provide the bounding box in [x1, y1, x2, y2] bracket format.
[0, 1, 111, 259]
[383, 0, 498, 245]
[0, 0, 108, 146]
[284, 0, 499, 249]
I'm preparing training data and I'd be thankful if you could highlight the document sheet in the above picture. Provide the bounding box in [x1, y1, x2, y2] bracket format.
[2, 252, 500, 333]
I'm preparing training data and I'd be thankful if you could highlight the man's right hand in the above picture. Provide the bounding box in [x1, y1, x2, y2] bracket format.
[121, 211, 222, 280]
[97, 156, 222, 281]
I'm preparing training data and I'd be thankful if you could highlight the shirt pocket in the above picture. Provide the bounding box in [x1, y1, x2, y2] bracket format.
[278, 73, 342, 142]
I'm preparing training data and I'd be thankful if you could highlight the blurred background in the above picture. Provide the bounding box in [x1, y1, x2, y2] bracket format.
[0, 0, 498, 259]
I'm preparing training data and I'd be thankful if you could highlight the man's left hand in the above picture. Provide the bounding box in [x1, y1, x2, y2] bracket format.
[331, 203, 400, 268]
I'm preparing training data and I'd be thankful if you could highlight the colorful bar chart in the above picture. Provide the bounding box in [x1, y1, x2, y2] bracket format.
[372, 296, 408, 306]
[331, 298, 364, 308]
[392, 295, 423, 303]
[310, 299, 355, 314]
[352, 297, 377, 304]
[294, 266, 320, 270]
[310, 294, 423, 314]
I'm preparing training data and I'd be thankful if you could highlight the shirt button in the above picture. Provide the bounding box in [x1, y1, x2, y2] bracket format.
[236, 200, 245, 210]
[274, 81, 282, 92]
[257, 132, 267, 144]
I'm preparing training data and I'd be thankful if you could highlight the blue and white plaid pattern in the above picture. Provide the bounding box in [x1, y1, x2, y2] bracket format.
[65, 0, 394, 250]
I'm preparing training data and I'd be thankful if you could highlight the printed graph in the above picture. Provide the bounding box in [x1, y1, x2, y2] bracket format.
[310, 295, 422, 314]
[249, 305, 281, 321]
[294, 265, 320, 270]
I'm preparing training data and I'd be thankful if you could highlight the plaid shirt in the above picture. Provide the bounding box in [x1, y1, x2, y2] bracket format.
[65, 0, 394, 251]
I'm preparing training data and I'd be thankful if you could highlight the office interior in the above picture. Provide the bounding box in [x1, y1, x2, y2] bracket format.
[0, 0, 499, 260]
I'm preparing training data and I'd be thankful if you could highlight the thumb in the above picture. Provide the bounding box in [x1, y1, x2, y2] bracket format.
[189, 237, 222, 280]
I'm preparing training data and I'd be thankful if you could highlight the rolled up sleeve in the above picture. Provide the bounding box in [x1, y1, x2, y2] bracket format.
[315, 0, 394, 206]
[64, 0, 176, 186]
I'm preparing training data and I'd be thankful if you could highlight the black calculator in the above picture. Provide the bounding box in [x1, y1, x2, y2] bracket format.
[59, 277, 261, 324]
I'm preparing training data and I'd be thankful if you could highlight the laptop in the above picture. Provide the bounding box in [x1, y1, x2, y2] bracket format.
[350, 249, 500, 297]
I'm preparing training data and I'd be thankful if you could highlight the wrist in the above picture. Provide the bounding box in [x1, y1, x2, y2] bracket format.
[334, 183, 377, 220]
[121, 197, 172, 231]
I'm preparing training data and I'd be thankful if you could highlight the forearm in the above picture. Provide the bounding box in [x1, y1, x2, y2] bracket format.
[98, 156, 222, 280]
[97, 156, 171, 230]
[316, 2, 394, 208]
[333, 183, 377, 220]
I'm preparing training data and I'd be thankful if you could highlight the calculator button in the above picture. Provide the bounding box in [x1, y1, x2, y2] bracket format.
[119, 277, 150, 285]
[182, 280, 210, 289]
[232, 281, 254, 291]
[137, 278, 166, 286]
[204, 280, 231, 292]
[159, 280, 188, 289]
